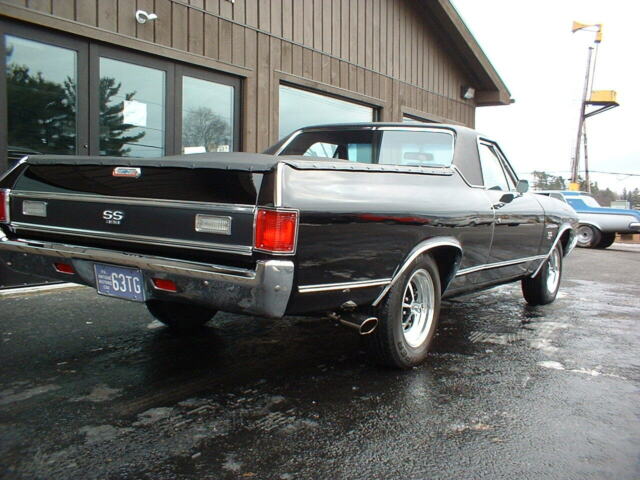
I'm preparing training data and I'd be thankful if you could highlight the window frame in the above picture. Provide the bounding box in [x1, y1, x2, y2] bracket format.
[477, 139, 520, 192]
[1, 20, 242, 169]
[175, 64, 242, 153]
[478, 141, 512, 192]
[0, 20, 89, 169]
[278, 82, 378, 139]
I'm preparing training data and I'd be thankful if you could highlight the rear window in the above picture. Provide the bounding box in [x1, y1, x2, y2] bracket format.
[279, 129, 454, 167]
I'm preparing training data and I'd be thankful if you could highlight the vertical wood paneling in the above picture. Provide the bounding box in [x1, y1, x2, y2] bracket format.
[203, 14, 219, 58]
[282, 0, 292, 40]
[153, 0, 172, 45]
[331, 0, 341, 57]
[258, 0, 269, 30]
[255, 32, 270, 150]
[364, 0, 372, 69]
[322, 0, 331, 53]
[76, 0, 96, 26]
[340, 0, 349, 60]
[302, 47, 312, 79]
[302, 0, 313, 47]
[27, 0, 50, 13]
[348, 0, 356, 63]
[96, 0, 116, 31]
[281, 40, 292, 73]
[171, 1, 188, 50]
[218, 19, 232, 62]
[270, 0, 281, 38]
[292, 44, 302, 76]
[244, 0, 257, 28]
[51, 0, 73, 20]
[372, 0, 379, 72]
[312, 50, 321, 82]
[292, 0, 303, 44]
[117, 0, 136, 37]
[312, 0, 322, 50]
[233, 0, 245, 23]
[219, 0, 232, 19]
[232, 24, 244, 65]
[356, 0, 364, 66]
[136, 0, 155, 41]
[243, 29, 257, 151]
[269, 37, 281, 140]
[188, 5, 204, 54]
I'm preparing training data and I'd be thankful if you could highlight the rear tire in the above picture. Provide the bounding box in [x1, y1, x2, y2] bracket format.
[146, 300, 217, 331]
[522, 243, 563, 306]
[595, 232, 616, 249]
[366, 254, 441, 369]
[576, 224, 601, 248]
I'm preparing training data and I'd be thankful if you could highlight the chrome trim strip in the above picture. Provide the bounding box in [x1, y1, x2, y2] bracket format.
[0, 188, 10, 224]
[372, 237, 462, 307]
[630, 222, 640, 229]
[298, 278, 391, 294]
[10, 222, 254, 255]
[0, 157, 27, 183]
[456, 255, 547, 277]
[274, 130, 303, 156]
[10, 191, 255, 214]
[275, 162, 284, 207]
[530, 225, 574, 278]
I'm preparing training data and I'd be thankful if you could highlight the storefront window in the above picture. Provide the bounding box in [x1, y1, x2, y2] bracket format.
[99, 57, 165, 157]
[5, 35, 77, 159]
[279, 85, 373, 138]
[181, 76, 234, 153]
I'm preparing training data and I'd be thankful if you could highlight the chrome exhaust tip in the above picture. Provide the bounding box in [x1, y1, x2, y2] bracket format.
[339, 315, 379, 335]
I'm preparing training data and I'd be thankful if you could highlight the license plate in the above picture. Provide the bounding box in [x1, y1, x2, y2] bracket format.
[94, 263, 145, 302]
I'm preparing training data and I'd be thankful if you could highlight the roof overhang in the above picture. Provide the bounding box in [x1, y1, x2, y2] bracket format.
[420, 0, 513, 106]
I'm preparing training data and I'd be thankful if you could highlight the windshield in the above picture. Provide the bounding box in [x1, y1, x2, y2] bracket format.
[278, 129, 455, 167]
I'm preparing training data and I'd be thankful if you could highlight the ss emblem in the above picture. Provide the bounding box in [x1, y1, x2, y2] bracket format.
[103, 210, 124, 225]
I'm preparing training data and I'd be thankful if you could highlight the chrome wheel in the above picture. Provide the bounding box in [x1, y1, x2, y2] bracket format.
[401, 269, 435, 348]
[546, 248, 561, 293]
[577, 225, 594, 247]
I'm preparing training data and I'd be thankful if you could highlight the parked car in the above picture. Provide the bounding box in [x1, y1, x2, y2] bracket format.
[0, 124, 578, 368]
[536, 190, 640, 248]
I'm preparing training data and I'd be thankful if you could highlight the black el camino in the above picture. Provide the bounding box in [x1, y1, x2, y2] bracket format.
[0, 123, 578, 368]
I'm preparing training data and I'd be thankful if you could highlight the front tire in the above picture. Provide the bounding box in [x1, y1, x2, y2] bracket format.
[576, 224, 601, 248]
[146, 300, 217, 331]
[522, 243, 563, 305]
[366, 254, 441, 369]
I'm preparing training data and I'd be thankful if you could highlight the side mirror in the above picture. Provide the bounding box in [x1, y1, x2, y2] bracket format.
[516, 179, 529, 194]
[499, 193, 515, 204]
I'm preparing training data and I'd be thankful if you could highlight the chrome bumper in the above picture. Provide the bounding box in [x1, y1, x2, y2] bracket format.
[0, 236, 294, 318]
[629, 222, 640, 232]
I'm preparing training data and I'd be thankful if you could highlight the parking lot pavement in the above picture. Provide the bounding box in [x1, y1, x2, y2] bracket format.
[0, 247, 638, 480]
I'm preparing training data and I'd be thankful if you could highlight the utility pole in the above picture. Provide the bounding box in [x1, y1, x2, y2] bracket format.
[569, 22, 619, 192]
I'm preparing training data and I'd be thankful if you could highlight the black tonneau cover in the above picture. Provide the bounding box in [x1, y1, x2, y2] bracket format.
[22, 153, 452, 176]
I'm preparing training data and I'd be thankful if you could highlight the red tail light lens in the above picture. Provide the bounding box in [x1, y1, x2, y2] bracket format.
[152, 278, 178, 292]
[0, 189, 9, 224]
[254, 208, 298, 254]
[54, 263, 75, 275]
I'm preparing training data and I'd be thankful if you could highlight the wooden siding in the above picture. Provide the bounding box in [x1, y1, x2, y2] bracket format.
[1, 0, 477, 152]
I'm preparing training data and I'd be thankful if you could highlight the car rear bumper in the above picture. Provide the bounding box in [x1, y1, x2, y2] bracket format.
[629, 222, 640, 232]
[0, 235, 294, 318]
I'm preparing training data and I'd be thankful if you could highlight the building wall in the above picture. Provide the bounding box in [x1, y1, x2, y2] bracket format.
[0, 0, 476, 155]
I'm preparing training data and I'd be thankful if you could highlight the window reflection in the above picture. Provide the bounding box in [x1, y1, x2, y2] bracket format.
[99, 57, 165, 157]
[182, 76, 234, 153]
[5, 35, 77, 156]
[279, 85, 373, 138]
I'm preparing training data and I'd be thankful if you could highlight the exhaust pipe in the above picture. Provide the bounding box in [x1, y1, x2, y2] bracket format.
[339, 314, 379, 335]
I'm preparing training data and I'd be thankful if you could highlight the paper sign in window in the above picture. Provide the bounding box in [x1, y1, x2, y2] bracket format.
[123, 100, 147, 127]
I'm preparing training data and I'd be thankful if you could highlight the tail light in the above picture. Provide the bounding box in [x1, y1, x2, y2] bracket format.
[254, 208, 299, 254]
[0, 189, 9, 224]
[53, 262, 75, 274]
[152, 278, 178, 292]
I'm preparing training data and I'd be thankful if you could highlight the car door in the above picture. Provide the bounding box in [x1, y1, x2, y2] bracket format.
[478, 140, 545, 279]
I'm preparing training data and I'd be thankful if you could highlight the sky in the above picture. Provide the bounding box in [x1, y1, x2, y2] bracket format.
[451, 0, 640, 193]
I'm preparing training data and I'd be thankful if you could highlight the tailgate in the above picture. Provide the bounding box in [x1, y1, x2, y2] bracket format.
[8, 164, 262, 256]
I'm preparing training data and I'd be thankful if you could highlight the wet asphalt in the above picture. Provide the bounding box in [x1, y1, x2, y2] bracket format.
[0, 246, 639, 480]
